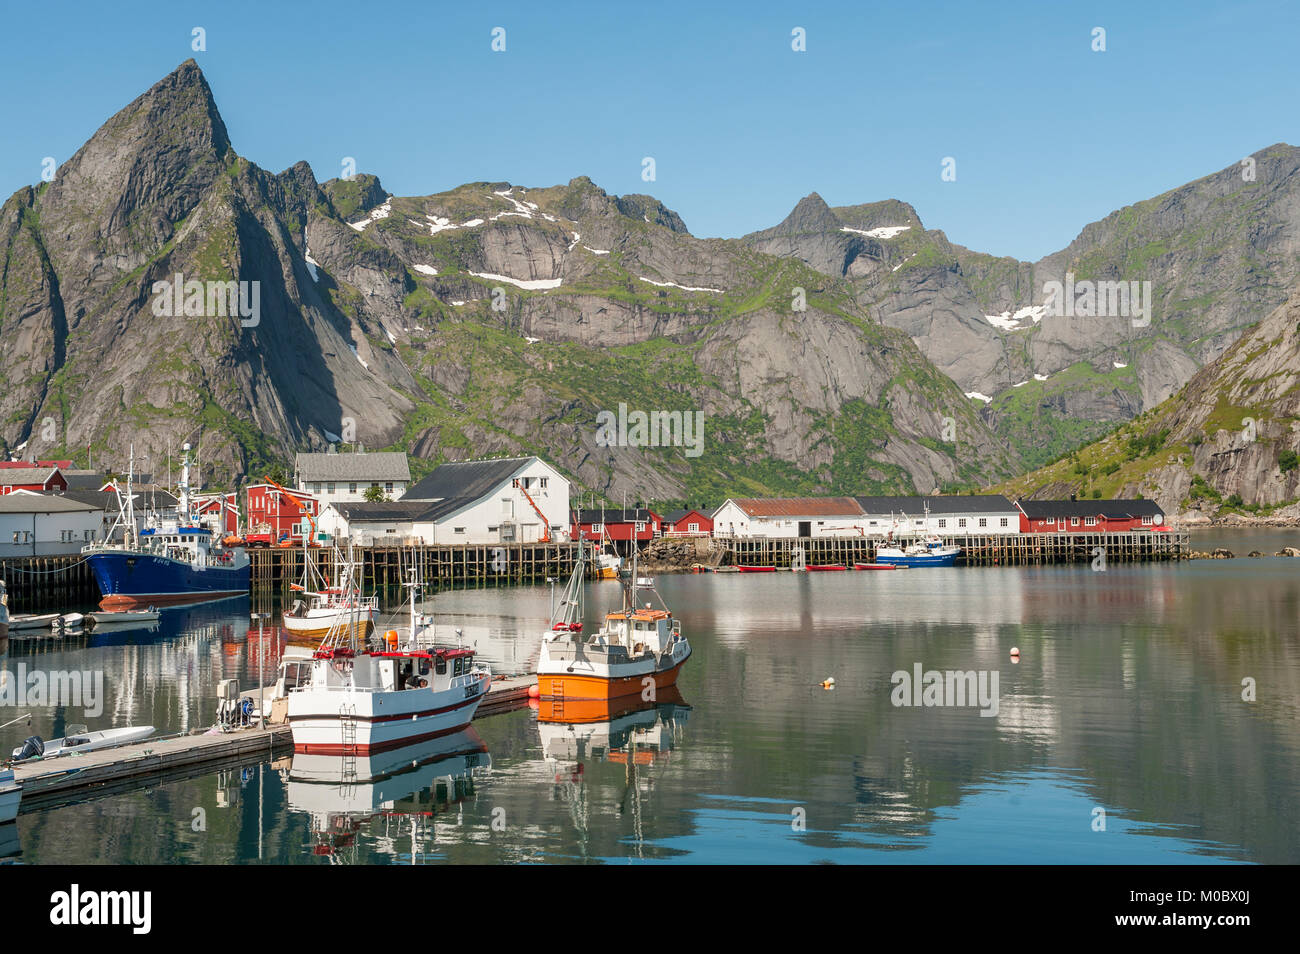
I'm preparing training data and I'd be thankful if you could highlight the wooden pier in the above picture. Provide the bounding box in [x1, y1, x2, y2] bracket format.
[10, 674, 535, 812]
[250, 541, 583, 594]
[718, 531, 1190, 568]
[0, 553, 97, 612]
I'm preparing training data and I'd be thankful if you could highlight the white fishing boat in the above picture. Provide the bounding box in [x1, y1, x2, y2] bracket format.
[537, 542, 691, 701]
[86, 608, 160, 627]
[10, 724, 156, 761]
[287, 567, 492, 755]
[0, 768, 20, 826]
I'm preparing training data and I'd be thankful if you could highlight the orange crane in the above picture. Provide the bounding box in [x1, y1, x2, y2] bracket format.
[514, 479, 551, 543]
[263, 475, 320, 547]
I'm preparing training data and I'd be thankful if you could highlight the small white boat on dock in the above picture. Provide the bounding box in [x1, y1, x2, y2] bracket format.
[10, 724, 156, 762]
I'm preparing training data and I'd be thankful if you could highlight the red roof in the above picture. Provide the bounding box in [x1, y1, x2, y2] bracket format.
[727, 496, 863, 518]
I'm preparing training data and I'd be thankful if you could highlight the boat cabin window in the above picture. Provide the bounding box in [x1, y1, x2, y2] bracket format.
[435, 655, 447, 675]
[453, 657, 464, 677]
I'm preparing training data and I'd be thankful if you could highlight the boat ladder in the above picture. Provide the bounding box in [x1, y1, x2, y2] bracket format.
[339, 704, 358, 782]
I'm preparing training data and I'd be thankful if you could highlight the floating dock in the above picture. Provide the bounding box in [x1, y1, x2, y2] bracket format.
[9, 674, 535, 812]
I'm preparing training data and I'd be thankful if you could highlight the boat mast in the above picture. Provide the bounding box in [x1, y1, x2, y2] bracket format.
[178, 442, 193, 523]
[125, 445, 137, 550]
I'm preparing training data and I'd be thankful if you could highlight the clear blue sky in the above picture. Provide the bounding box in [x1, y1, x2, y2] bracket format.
[1, 0, 1296, 260]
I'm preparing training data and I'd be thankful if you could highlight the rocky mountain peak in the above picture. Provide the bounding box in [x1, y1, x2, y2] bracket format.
[35, 58, 233, 282]
[548, 176, 688, 232]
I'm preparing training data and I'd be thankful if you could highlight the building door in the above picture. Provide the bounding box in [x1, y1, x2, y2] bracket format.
[798, 520, 811, 537]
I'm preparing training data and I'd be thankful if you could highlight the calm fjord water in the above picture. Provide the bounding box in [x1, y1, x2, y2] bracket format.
[5, 531, 1298, 864]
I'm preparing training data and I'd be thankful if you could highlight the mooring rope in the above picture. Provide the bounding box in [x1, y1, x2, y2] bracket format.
[1, 557, 90, 575]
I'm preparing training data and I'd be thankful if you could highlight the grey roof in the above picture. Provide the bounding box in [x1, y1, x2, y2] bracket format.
[406, 457, 533, 501]
[62, 470, 106, 490]
[1017, 498, 1164, 519]
[56, 489, 122, 510]
[0, 493, 98, 514]
[855, 494, 1016, 515]
[331, 497, 476, 524]
[296, 452, 410, 483]
[0, 467, 61, 485]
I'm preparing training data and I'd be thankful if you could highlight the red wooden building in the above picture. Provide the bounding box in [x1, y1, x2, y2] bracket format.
[661, 508, 713, 536]
[192, 492, 240, 535]
[1015, 498, 1167, 533]
[245, 483, 319, 544]
[571, 508, 662, 545]
[0, 464, 68, 494]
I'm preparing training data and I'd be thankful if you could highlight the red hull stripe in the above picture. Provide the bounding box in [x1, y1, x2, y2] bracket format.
[288, 689, 483, 724]
[99, 590, 246, 608]
[293, 721, 475, 755]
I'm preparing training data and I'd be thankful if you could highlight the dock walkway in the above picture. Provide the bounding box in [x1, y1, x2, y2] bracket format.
[10, 674, 535, 811]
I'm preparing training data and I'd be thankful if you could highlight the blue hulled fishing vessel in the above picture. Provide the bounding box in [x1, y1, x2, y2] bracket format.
[84, 444, 249, 608]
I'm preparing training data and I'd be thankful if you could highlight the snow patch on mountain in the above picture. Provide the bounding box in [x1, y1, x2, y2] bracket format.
[841, 225, 911, 239]
[638, 276, 723, 293]
[470, 271, 562, 290]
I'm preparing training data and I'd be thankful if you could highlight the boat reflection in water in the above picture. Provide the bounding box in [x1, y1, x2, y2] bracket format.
[537, 688, 691, 859]
[287, 727, 491, 863]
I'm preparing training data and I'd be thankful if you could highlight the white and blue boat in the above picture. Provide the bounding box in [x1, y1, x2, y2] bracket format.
[83, 443, 249, 608]
[874, 534, 962, 567]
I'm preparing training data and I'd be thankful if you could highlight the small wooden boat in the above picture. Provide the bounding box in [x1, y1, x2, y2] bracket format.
[806, 564, 848, 572]
[854, 562, 901, 571]
[86, 608, 160, 627]
[10, 724, 156, 761]
[737, 565, 777, 573]
[712, 566, 740, 573]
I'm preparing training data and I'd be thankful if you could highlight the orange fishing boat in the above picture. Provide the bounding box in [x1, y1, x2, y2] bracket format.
[537, 542, 691, 701]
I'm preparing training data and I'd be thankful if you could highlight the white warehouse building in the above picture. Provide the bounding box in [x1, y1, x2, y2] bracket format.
[854, 495, 1022, 537]
[711, 497, 868, 538]
[0, 492, 105, 557]
[318, 456, 570, 546]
